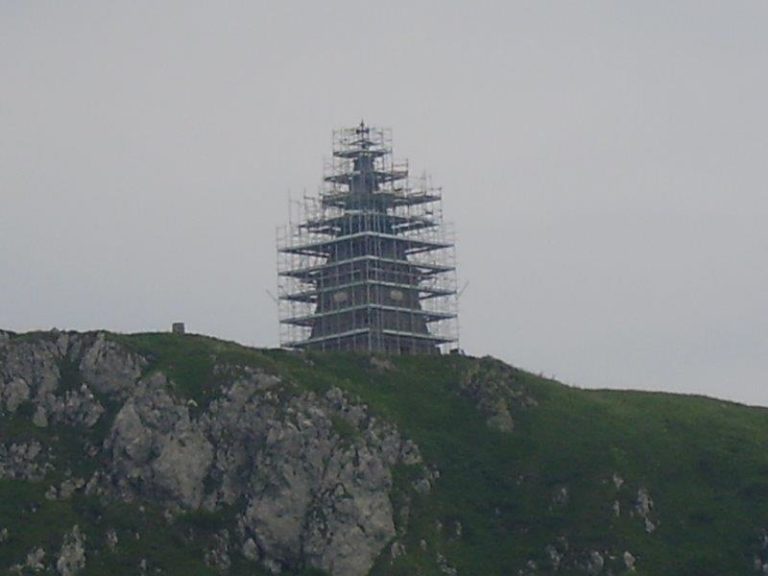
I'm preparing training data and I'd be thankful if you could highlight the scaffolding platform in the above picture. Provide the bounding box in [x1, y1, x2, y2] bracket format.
[277, 122, 458, 354]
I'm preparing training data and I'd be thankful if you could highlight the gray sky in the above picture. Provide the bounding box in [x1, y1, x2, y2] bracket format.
[2, 2, 767, 405]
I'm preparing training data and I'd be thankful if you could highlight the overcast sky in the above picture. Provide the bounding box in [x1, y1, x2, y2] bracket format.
[2, 2, 766, 405]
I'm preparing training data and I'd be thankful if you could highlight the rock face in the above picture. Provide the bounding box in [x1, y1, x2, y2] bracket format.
[0, 331, 423, 576]
[460, 357, 537, 433]
[6, 329, 767, 576]
[56, 525, 86, 576]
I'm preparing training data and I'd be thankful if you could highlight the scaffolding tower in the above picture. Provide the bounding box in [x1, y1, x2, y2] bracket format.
[277, 122, 458, 354]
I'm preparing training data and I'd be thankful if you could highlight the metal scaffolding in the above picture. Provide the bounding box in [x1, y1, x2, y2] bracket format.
[277, 122, 458, 354]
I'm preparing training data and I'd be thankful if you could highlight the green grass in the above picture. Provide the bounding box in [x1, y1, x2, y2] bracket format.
[265, 352, 768, 576]
[329, 414, 360, 444]
[5, 331, 768, 575]
[110, 332, 283, 409]
[0, 482, 273, 576]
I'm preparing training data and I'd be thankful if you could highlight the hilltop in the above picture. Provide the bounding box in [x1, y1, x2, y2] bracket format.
[1, 330, 767, 576]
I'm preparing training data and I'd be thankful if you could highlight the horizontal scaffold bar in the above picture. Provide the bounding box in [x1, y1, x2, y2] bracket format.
[281, 303, 456, 327]
[333, 147, 387, 159]
[380, 329, 457, 342]
[285, 328, 456, 348]
[279, 255, 454, 279]
[301, 213, 438, 235]
[324, 169, 408, 185]
[280, 279, 456, 303]
[320, 190, 440, 209]
[279, 231, 452, 257]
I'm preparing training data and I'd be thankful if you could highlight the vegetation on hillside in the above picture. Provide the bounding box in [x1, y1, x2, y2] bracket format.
[3, 331, 768, 575]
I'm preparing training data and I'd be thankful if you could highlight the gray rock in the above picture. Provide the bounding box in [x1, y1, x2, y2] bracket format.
[79, 332, 145, 396]
[111, 402, 154, 463]
[0, 332, 426, 576]
[0, 441, 50, 481]
[242, 538, 259, 561]
[205, 530, 231, 571]
[151, 426, 213, 508]
[623, 551, 636, 571]
[59, 477, 85, 500]
[485, 397, 514, 432]
[32, 405, 48, 427]
[635, 487, 657, 533]
[0, 339, 61, 400]
[370, 356, 395, 371]
[552, 485, 569, 507]
[460, 358, 538, 435]
[636, 487, 653, 517]
[56, 525, 86, 576]
[106, 529, 118, 551]
[390, 541, 405, 560]
[586, 550, 604, 575]
[28, 547, 47, 571]
[3, 378, 30, 412]
[436, 552, 458, 576]
[9, 547, 45, 573]
[545, 544, 562, 570]
[413, 477, 432, 494]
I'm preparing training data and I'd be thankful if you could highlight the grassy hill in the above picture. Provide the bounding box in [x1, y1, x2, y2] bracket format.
[1, 331, 768, 575]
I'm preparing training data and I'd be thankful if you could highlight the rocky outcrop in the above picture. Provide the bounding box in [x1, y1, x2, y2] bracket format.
[0, 441, 51, 480]
[220, 381, 403, 576]
[0, 332, 424, 576]
[461, 357, 537, 433]
[56, 525, 86, 576]
[4, 329, 768, 576]
[634, 487, 657, 533]
[103, 370, 214, 508]
[10, 547, 46, 573]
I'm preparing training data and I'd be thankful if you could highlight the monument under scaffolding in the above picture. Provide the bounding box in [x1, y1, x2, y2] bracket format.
[277, 122, 458, 354]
